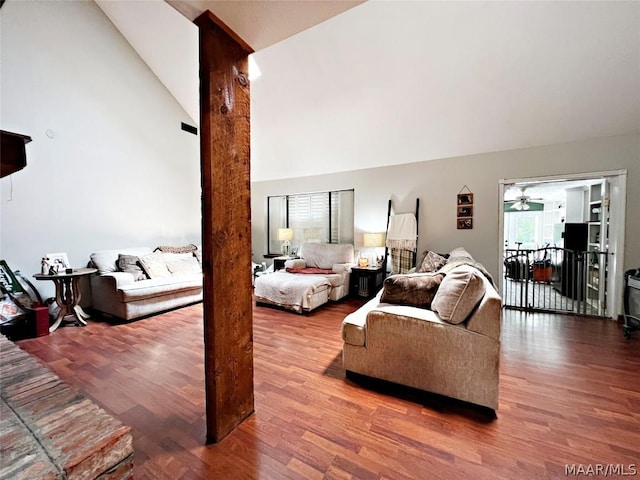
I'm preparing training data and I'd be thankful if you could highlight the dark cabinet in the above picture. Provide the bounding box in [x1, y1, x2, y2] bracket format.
[350, 266, 386, 299]
[560, 223, 588, 300]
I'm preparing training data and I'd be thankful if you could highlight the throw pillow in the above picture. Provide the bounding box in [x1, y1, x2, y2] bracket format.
[416, 251, 448, 273]
[380, 273, 444, 308]
[117, 254, 147, 281]
[432, 265, 486, 324]
[162, 252, 202, 276]
[138, 252, 172, 279]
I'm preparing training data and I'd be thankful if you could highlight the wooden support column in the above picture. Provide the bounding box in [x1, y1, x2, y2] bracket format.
[195, 11, 254, 443]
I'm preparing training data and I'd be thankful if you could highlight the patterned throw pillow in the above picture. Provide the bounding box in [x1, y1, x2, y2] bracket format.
[117, 254, 147, 281]
[416, 251, 448, 273]
[380, 273, 444, 308]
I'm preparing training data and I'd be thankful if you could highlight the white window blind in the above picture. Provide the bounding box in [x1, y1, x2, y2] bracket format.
[267, 189, 354, 255]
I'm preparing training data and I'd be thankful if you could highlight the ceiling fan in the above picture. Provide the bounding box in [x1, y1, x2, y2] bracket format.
[509, 187, 542, 211]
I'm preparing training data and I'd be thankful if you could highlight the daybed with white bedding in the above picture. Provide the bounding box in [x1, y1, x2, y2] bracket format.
[254, 243, 355, 313]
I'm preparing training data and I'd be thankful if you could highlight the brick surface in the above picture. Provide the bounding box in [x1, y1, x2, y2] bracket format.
[0, 335, 133, 479]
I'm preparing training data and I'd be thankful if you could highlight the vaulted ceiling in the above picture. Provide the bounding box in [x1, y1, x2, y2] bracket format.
[96, 1, 640, 182]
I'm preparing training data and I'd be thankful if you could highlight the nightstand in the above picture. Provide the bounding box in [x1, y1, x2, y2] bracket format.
[273, 256, 297, 271]
[350, 265, 386, 299]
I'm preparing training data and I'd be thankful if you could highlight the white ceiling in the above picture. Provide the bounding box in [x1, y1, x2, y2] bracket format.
[166, 0, 364, 50]
[95, 0, 363, 124]
[96, 1, 640, 182]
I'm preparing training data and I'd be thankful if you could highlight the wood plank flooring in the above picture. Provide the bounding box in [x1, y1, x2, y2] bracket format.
[12, 299, 640, 479]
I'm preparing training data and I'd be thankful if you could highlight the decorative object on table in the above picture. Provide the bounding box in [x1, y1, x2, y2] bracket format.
[41, 257, 50, 275]
[45, 252, 70, 274]
[277, 228, 294, 256]
[363, 232, 385, 267]
[457, 186, 474, 229]
[358, 254, 369, 268]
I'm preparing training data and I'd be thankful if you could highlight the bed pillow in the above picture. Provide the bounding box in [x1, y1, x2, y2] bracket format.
[432, 265, 486, 324]
[117, 254, 147, 281]
[380, 273, 444, 308]
[138, 252, 172, 279]
[416, 251, 448, 273]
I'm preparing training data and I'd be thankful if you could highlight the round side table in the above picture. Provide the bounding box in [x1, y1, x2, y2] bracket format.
[33, 267, 97, 332]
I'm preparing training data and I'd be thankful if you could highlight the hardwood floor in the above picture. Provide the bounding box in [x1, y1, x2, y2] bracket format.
[13, 300, 640, 479]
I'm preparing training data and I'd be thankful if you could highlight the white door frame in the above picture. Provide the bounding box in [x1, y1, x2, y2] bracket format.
[498, 169, 627, 319]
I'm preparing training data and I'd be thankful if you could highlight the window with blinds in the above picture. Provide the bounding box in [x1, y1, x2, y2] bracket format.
[267, 189, 354, 255]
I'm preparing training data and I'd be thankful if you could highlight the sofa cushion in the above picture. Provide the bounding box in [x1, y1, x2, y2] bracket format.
[432, 265, 486, 324]
[138, 252, 172, 279]
[117, 254, 147, 281]
[416, 251, 448, 273]
[117, 275, 202, 302]
[162, 252, 201, 276]
[380, 273, 444, 308]
[90, 247, 153, 275]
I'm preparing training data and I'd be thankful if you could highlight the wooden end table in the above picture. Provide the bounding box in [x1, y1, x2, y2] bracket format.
[33, 267, 97, 332]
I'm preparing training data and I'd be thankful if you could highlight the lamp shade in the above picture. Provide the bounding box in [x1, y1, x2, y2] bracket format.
[277, 228, 294, 241]
[363, 233, 385, 247]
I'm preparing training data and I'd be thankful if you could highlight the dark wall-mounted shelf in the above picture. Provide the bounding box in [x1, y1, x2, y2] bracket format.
[1, 130, 32, 178]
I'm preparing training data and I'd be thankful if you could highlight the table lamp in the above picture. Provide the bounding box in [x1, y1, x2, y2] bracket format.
[278, 228, 294, 256]
[363, 233, 385, 267]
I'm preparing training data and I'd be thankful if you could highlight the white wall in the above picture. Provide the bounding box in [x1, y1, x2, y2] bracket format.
[250, 1, 640, 182]
[251, 134, 640, 283]
[0, 1, 201, 298]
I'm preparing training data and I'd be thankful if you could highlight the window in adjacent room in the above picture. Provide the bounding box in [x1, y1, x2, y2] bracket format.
[267, 189, 354, 255]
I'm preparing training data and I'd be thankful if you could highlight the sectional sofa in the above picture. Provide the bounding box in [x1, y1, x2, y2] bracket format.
[341, 247, 502, 411]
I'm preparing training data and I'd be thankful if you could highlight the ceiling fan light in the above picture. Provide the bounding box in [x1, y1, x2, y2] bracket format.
[511, 202, 523, 210]
[522, 203, 530, 210]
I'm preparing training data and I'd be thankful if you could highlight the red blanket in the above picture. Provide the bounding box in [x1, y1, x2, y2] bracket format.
[286, 267, 334, 275]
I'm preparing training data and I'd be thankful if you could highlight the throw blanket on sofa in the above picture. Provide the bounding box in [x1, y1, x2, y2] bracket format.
[255, 271, 331, 309]
[286, 267, 334, 275]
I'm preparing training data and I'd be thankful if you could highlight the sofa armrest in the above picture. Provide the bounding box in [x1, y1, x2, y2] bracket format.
[332, 263, 353, 274]
[465, 284, 502, 340]
[95, 272, 136, 289]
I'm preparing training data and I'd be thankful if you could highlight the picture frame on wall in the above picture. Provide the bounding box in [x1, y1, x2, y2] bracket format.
[457, 193, 473, 205]
[457, 205, 473, 217]
[457, 218, 473, 230]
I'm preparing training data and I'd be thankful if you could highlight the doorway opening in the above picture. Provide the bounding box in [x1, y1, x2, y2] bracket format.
[498, 170, 627, 319]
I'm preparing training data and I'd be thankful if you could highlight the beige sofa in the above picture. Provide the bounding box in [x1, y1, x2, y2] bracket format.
[89, 246, 203, 321]
[341, 248, 501, 411]
[255, 243, 355, 313]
